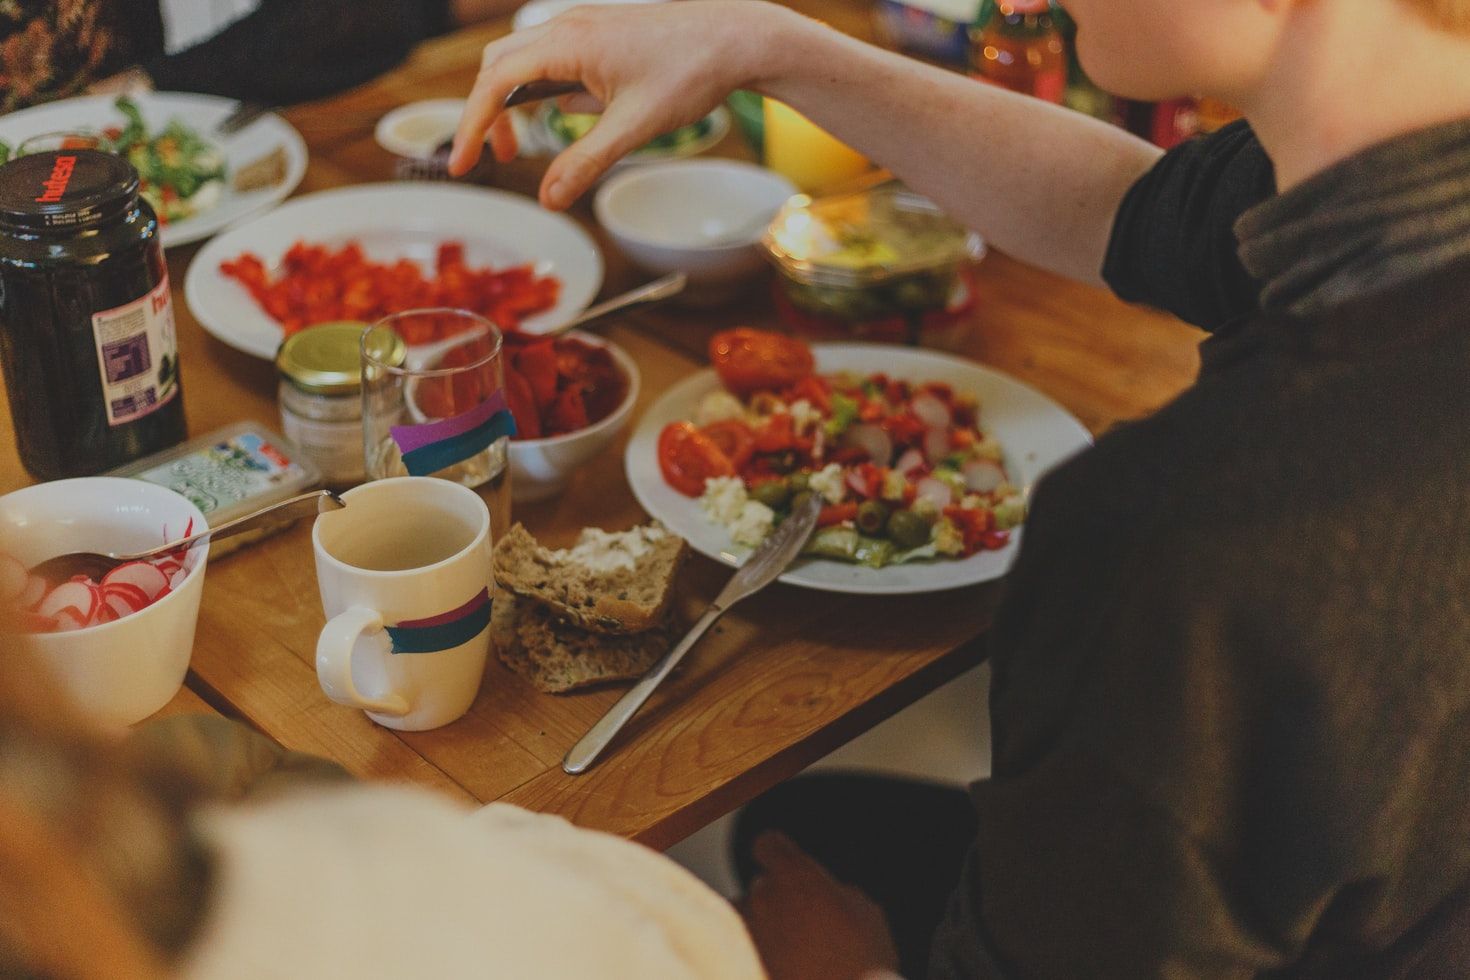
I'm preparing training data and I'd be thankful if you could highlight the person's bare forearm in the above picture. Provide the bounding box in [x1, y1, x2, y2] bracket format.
[749, 9, 1161, 286]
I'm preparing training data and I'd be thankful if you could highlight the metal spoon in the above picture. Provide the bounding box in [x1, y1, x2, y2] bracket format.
[30, 490, 345, 581]
[401, 272, 687, 371]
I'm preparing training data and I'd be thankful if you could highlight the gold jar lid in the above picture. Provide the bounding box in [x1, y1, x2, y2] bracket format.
[276, 321, 404, 396]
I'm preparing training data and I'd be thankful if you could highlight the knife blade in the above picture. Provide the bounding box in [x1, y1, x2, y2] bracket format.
[562, 493, 822, 775]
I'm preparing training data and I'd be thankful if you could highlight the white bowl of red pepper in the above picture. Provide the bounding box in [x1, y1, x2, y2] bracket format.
[504, 331, 641, 503]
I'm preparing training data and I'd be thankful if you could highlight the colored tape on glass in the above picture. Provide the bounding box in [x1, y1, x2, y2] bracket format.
[385, 588, 493, 654]
[390, 390, 516, 477]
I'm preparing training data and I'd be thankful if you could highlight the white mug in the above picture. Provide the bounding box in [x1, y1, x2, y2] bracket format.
[312, 477, 493, 731]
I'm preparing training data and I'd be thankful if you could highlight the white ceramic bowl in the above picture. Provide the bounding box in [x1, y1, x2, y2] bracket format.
[0, 478, 208, 729]
[594, 160, 797, 300]
[508, 333, 641, 503]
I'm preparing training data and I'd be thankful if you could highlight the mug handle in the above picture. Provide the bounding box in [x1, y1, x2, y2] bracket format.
[315, 606, 410, 717]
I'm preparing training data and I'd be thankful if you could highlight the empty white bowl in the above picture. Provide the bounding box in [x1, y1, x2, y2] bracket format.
[508, 332, 641, 503]
[0, 478, 208, 729]
[594, 160, 797, 301]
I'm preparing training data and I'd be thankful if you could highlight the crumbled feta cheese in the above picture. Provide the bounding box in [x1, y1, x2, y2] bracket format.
[881, 469, 908, 502]
[556, 525, 668, 573]
[808, 463, 846, 505]
[934, 517, 965, 556]
[729, 500, 776, 547]
[700, 476, 748, 526]
[789, 398, 823, 434]
[695, 390, 747, 427]
[960, 493, 984, 510]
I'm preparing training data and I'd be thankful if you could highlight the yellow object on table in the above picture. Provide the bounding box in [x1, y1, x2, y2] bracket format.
[761, 99, 873, 194]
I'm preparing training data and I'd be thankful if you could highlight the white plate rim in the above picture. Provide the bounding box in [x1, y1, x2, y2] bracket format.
[0, 91, 307, 248]
[624, 343, 1094, 595]
[183, 182, 604, 360]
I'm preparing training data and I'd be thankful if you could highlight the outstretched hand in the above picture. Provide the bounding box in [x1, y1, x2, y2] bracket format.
[450, 1, 798, 210]
[737, 831, 901, 980]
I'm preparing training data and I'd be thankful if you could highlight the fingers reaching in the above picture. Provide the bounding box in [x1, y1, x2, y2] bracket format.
[450, 29, 546, 176]
[539, 97, 659, 209]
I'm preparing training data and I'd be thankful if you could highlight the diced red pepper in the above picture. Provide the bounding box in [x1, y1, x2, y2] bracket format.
[546, 383, 590, 435]
[817, 502, 860, 527]
[754, 413, 799, 453]
[503, 364, 542, 439]
[514, 341, 560, 411]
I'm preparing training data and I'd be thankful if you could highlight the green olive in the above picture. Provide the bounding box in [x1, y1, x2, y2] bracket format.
[752, 479, 791, 510]
[856, 500, 890, 536]
[887, 509, 932, 550]
[788, 471, 811, 493]
[790, 490, 815, 513]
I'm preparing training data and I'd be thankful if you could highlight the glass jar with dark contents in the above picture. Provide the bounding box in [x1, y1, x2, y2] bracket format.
[0, 149, 186, 480]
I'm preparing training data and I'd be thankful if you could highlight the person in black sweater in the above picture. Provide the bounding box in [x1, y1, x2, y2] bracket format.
[0, 0, 518, 112]
[448, 2, 1470, 978]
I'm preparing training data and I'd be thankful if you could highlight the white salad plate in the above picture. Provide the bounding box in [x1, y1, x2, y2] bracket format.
[184, 183, 604, 360]
[625, 344, 1093, 595]
[0, 91, 307, 249]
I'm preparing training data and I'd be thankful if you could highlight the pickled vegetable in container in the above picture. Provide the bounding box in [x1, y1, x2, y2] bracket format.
[760, 182, 984, 346]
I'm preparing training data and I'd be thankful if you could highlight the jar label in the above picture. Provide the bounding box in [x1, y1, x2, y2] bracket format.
[90, 275, 180, 427]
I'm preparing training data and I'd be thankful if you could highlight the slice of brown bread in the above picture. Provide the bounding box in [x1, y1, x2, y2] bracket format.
[492, 593, 675, 694]
[493, 522, 687, 634]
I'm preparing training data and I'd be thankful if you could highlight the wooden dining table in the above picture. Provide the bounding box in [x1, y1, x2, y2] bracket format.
[0, 0, 1203, 850]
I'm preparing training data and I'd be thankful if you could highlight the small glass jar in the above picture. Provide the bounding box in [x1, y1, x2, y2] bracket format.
[276, 321, 403, 486]
[760, 183, 985, 347]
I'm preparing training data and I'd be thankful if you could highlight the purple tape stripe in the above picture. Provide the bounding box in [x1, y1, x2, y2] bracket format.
[395, 587, 491, 630]
[391, 389, 508, 455]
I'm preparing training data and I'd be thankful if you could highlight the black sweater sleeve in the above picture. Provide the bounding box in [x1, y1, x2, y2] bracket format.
[142, 0, 454, 106]
[1101, 120, 1276, 332]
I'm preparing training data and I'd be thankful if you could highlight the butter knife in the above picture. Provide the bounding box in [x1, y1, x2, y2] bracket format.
[562, 493, 822, 775]
[216, 101, 272, 135]
[503, 80, 587, 109]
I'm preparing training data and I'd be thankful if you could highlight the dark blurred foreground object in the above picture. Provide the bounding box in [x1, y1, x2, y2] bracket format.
[0, 0, 460, 112]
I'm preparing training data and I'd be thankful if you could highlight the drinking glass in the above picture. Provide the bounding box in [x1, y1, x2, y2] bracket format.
[361, 309, 514, 540]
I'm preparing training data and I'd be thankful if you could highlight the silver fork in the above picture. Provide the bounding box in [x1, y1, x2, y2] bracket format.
[562, 493, 822, 774]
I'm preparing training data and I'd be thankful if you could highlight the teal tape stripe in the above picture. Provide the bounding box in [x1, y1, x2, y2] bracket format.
[399, 408, 517, 477]
[385, 601, 492, 654]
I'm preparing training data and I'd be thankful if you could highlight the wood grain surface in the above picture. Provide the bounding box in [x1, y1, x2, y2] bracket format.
[0, 0, 1202, 844]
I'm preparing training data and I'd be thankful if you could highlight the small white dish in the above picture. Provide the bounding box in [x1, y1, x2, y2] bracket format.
[374, 99, 466, 160]
[0, 478, 209, 728]
[594, 160, 796, 298]
[509, 332, 640, 503]
[513, 0, 667, 31]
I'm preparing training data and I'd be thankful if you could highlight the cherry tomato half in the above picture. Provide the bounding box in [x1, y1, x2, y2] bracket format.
[658, 422, 735, 497]
[700, 419, 756, 471]
[709, 328, 815, 396]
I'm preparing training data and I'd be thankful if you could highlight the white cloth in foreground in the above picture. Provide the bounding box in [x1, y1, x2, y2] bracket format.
[180, 785, 765, 979]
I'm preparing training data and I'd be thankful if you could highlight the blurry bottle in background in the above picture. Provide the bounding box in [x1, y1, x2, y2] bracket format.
[968, 0, 1066, 103]
[762, 99, 874, 194]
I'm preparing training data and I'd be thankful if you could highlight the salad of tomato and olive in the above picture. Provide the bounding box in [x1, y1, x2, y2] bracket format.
[657, 329, 1025, 568]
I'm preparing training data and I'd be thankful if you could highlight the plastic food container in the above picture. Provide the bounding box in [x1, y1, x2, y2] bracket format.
[104, 422, 321, 558]
[760, 182, 985, 347]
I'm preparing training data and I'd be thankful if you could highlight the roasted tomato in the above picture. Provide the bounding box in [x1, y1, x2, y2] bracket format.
[700, 419, 756, 471]
[658, 422, 735, 497]
[709, 328, 815, 396]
